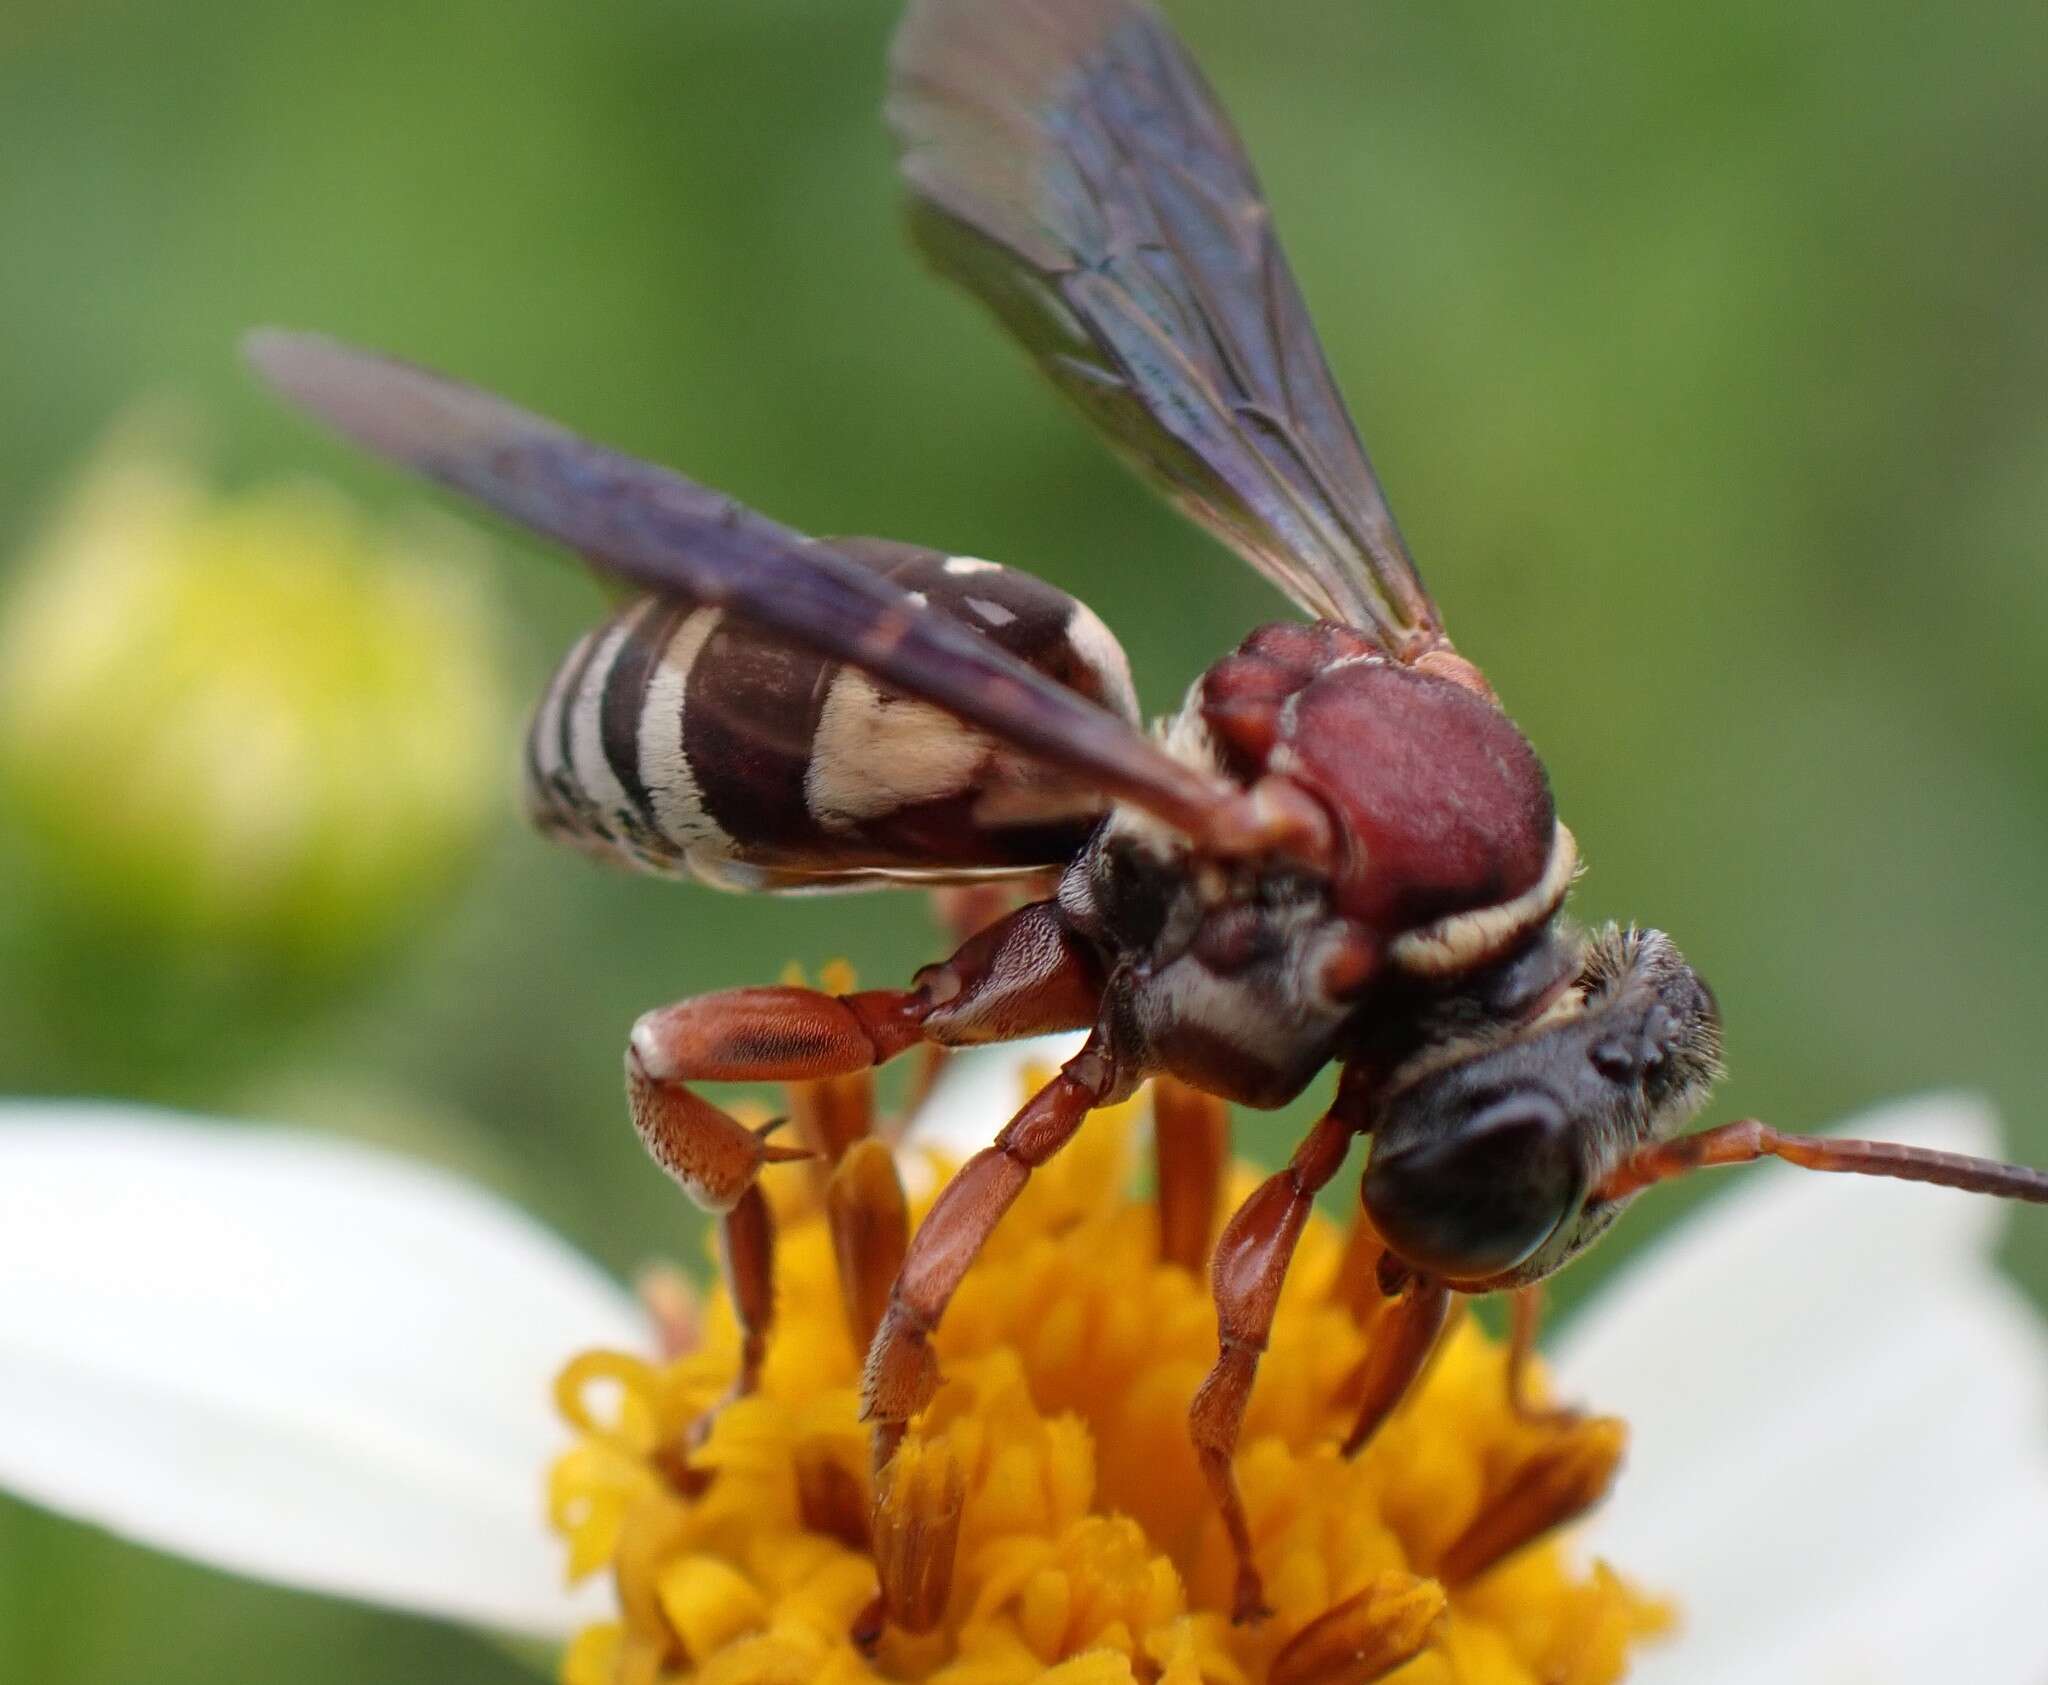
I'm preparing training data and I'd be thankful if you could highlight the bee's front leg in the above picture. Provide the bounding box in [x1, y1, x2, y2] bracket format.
[1503, 1284, 1580, 1426]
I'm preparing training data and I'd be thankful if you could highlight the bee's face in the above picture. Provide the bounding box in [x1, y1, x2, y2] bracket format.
[1361, 926, 1724, 1289]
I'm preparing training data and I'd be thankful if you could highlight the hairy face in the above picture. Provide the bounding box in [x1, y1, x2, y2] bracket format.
[1360, 925, 1724, 1289]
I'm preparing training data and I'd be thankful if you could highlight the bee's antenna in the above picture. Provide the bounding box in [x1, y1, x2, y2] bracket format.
[1593, 1118, 2048, 1205]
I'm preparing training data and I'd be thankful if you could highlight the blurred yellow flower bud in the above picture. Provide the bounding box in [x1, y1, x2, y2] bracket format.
[0, 416, 510, 969]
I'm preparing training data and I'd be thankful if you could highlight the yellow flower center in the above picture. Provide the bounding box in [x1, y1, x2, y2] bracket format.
[549, 1076, 1667, 1684]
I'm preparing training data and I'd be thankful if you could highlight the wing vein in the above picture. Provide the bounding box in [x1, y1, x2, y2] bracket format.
[890, 0, 1446, 655]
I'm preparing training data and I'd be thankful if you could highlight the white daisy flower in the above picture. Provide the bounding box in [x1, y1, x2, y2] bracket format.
[0, 1067, 2039, 1681]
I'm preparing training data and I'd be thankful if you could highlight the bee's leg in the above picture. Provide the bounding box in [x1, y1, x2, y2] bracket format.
[625, 984, 923, 1215]
[896, 877, 1062, 1130]
[1503, 1284, 1579, 1426]
[632, 900, 1101, 1410]
[627, 900, 1099, 1211]
[1335, 1267, 1451, 1454]
[1153, 1076, 1231, 1273]
[714, 1183, 775, 1406]
[625, 980, 908, 1429]
[1593, 1117, 2048, 1204]
[1188, 1097, 1364, 1626]
[861, 1028, 1135, 1473]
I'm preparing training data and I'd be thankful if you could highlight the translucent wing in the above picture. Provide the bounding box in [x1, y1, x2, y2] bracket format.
[890, 0, 1444, 655]
[246, 331, 1234, 841]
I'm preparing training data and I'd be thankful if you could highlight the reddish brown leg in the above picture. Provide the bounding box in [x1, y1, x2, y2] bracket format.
[1337, 1271, 1451, 1456]
[1188, 1101, 1363, 1625]
[897, 876, 1059, 1131]
[1595, 1118, 2048, 1204]
[626, 900, 1099, 1214]
[710, 1184, 774, 1414]
[626, 985, 918, 1213]
[1504, 1284, 1579, 1426]
[630, 901, 1100, 1418]
[1153, 1076, 1231, 1272]
[861, 1033, 1132, 1474]
[676, 1184, 780, 1453]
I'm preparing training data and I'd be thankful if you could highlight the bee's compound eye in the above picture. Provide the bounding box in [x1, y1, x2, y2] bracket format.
[1363, 1093, 1585, 1281]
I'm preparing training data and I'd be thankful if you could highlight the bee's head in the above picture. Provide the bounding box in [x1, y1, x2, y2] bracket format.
[1361, 924, 1723, 1289]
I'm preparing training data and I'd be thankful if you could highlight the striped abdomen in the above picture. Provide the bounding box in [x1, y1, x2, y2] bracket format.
[524, 540, 1141, 890]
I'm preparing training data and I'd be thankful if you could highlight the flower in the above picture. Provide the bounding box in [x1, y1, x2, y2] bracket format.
[0, 415, 507, 967]
[0, 1071, 2041, 1682]
[545, 1082, 1660, 1685]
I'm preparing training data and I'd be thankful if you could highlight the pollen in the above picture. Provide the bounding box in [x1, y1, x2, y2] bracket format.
[548, 1078, 1668, 1684]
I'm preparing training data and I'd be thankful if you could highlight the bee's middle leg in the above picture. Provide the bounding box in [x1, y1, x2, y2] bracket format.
[1188, 1100, 1363, 1625]
[860, 1028, 1134, 1472]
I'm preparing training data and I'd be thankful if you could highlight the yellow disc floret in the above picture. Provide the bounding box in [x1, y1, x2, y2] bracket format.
[549, 1087, 1667, 1685]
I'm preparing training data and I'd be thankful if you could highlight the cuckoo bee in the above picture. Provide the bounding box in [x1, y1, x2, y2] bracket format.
[250, 0, 2048, 1625]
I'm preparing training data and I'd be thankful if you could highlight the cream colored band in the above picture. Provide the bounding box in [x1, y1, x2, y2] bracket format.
[1387, 823, 1580, 977]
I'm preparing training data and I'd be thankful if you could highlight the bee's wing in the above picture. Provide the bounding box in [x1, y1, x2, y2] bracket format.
[890, 0, 1443, 656]
[245, 331, 1234, 841]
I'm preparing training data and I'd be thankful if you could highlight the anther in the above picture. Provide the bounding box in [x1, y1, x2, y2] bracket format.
[1153, 1079, 1230, 1272]
[1329, 1212, 1390, 1325]
[1268, 1571, 1447, 1685]
[787, 1071, 877, 1165]
[827, 1138, 911, 1352]
[794, 1443, 871, 1551]
[1436, 1415, 1628, 1584]
[633, 1262, 704, 1359]
[871, 1440, 965, 1636]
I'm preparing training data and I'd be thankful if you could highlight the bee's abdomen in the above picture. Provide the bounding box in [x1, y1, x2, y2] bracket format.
[524, 541, 1139, 890]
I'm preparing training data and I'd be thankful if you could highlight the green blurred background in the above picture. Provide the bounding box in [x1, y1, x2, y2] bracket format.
[3, 0, 2045, 1678]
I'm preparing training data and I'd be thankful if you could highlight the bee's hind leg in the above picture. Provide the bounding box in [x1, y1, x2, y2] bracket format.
[895, 876, 1062, 1130]
[627, 978, 930, 1415]
[628, 898, 1101, 1407]
[626, 983, 926, 1214]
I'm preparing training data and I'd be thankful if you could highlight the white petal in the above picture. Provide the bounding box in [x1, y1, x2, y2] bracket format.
[0, 1101, 649, 1637]
[904, 1032, 1088, 1161]
[1555, 1094, 2048, 1684]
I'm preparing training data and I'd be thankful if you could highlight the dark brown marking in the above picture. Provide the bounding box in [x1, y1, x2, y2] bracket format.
[602, 596, 690, 846]
[532, 540, 1140, 883]
[684, 621, 832, 859]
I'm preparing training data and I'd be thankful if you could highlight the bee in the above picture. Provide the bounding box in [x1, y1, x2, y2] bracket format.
[250, 0, 2047, 1625]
